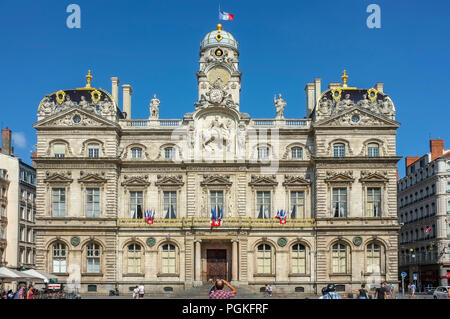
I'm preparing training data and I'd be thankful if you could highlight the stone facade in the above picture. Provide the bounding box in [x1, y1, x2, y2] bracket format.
[0, 127, 37, 269]
[398, 140, 450, 288]
[33, 24, 400, 294]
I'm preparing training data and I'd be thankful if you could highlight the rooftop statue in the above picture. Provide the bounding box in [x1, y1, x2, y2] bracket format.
[274, 94, 286, 119]
[150, 94, 160, 119]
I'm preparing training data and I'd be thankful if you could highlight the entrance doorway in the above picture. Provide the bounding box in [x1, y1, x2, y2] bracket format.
[206, 249, 229, 281]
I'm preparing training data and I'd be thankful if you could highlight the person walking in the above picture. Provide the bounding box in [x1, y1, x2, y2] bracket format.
[265, 284, 273, 297]
[138, 283, 145, 299]
[410, 283, 416, 297]
[374, 283, 387, 299]
[26, 285, 34, 299]
[209, 279, 237, 299]
[132, 286, 139, 299]
[352, 284, 368, 299]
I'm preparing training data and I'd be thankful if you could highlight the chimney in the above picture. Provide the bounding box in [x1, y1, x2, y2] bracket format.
[31, 150, 37, 168]
[1, 127, 12, 156]
[305, 82, 315, 117]
[375, 83, 384, 93]
[122, 84, 132, 119]
[430, 139, 444, 161]
[328, 82, 341, 90]
[111, 77, 119, 107]
[405, 156, 420, 172]
[314, 78, 321, 105]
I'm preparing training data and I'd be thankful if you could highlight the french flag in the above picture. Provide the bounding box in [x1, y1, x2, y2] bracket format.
[219, 10, 234, 21]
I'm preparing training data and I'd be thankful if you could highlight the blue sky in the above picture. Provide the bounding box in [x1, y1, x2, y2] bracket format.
[0, 0, 449, 177]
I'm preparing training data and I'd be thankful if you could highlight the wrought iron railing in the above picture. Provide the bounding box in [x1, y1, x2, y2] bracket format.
[118, 217, 315, 228]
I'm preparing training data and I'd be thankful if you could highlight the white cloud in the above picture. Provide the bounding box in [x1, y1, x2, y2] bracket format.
[12, 132, 27, 149]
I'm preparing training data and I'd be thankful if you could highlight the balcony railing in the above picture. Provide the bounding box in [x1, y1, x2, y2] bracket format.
[250, 119, 311, 129]
[118, 217, 316, 228]
[121, 119, 182, 128]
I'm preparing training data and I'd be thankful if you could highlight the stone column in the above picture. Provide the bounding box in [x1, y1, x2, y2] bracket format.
[231, 239, 239, 282]
[194, 239, 202, 286]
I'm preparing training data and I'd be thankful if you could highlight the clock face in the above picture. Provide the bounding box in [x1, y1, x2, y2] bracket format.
[208, 68, 230, 85]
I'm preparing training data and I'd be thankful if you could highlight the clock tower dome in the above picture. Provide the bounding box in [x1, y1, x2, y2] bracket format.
[196, 24, 241, 111]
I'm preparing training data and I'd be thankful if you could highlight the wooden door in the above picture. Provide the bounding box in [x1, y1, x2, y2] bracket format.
[206, 249, 228, 281]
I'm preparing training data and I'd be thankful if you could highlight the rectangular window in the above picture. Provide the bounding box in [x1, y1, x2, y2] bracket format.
[163, 191, 177, 219]
[210, 191, 224, 217]
[86, 188, 100, 218]
[257, 147, 269, 159]
[332, 188, 347, 217]
[447, 182, 450, 193]
[256, 191, 271, 219]
[367, 145, 380, 157]
[448, 201, 450, 214]
[447, 162, 450, 171]
[88, 145, 100, 158]
[366, 188, 381, 217]
[129, 191, 143, 219]
[164, 147, 174, 159]
[290, 191, 305, 218]
[52, 188, 66, 217]
[53, 144, 66, 158]
[333, 144, 345, 157]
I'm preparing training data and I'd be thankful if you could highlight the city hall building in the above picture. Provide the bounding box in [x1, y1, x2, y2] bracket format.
[33, 24, 401, 294]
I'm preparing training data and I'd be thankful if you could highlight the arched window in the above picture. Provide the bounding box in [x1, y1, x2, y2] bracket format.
[256, 244, 272, 274]
[291, 147, 303, 159]
[366, 243, 381, 273]
[367, 143, 380, 157]
[52, 243, 66, 273]
[131, 147, 142, 159]
[291, 244, 306, 274]
[127, 243, 141, 273]
[86, 243, 101, 273]
[161, 244, 176, 274]
[332, 243, 347, 273]
[164, 147, 175, 159]
[333, 143, 345, 158]
[87, 143, 100, 158]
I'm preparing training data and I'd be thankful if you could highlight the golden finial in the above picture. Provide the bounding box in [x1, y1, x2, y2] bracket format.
[341, 70, 348, 88]
[217, 23, 222, 31]
[85, 70, 93, 88]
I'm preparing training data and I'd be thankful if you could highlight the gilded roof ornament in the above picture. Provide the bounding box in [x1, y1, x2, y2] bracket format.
[341, 70, 349, 88]
[77, 70, 94, 90]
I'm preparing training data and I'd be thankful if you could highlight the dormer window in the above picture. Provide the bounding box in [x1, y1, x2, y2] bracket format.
[257, 147, 269, 160]
[164, 147, 174, 159]
[88, 143, 100, 158]
[367, 143, 380, 157]
[131, 147, 142, 159]
[291, 147, 303, 159]
[333, 143, 345, 158]
[53, 144, 66, 158]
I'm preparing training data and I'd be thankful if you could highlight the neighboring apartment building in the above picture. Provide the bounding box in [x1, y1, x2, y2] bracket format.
[0, 127, 36, 269]
[33, 24, 400, 294]
[398, 139, 450, 287]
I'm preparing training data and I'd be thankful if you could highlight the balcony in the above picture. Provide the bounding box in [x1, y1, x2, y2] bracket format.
[121, 119, 182, 128]
[118, 217, 316, 228]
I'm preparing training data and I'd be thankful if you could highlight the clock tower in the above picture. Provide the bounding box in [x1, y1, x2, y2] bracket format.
[196, 24, 241, 111]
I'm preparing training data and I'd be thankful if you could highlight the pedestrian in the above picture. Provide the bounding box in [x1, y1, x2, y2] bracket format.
[26, 285, 34, 299]
[133, 286, 139, 299]
[388, 282, 395, 299]
[14, 285, 25, 299]
[265, 284, 273, 297]
[7, 289, 14, 299]
[138, 283, 145, 299]
[209, 279, 237, 299]
[410, 283, 416, 297]
[352, 284, 368, 299]
[320, 284, 342, 299]
[374, 283, 387, 299]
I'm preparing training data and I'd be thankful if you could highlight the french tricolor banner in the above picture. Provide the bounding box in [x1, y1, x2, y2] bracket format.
[219, 10, 234, 21]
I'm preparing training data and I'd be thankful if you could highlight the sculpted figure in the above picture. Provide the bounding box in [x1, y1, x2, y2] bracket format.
[61, 94, 76, 110]
[149, 94, 160, 119]
[337, 93, 354, 111]
[99, 97, 113, 116]
[79, 96, 91, 111]
[39, 97, 55, 116]
[358, 94, 371, 109]
[274, 94, 286, 119]
[195, 94, 208, 108]
[378, 96, 395, 119]
[318, 97, 332, 116]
